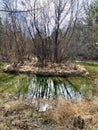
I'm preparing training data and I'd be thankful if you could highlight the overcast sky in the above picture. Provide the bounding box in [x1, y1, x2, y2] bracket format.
[0, 0, 93, 29]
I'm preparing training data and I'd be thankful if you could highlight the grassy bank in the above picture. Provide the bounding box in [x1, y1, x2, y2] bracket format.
[66, 62, 98, 96]
[0, 63, 31, 97]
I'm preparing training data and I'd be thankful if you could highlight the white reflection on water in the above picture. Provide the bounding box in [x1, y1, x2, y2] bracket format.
[27, 77, 83, 103]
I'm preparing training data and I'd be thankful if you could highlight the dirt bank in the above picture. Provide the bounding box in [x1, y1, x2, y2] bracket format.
[4, 62, 89, 77]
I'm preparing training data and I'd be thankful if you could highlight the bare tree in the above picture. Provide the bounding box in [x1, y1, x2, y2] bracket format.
[1, 0, 80, 65]
[2, 0, 33, 63]
[24, 0, 79, 63]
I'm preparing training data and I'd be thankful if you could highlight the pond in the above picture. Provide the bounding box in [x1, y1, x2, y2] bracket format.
[1, 62, 98, 103]
[13, 76, 97, 103]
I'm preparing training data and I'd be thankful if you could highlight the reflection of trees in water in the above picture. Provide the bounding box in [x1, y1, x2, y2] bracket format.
[27, 77, 82, 101]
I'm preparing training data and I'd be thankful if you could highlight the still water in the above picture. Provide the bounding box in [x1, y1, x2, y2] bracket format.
[16, 76, 95, 103]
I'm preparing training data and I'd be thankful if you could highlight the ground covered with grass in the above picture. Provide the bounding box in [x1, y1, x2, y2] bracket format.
[0, 62, 98, 130]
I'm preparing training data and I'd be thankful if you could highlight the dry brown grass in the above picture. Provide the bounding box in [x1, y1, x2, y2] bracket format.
[1, 97, 98, 130]
[42, 98, 98, 130]
[43, 100, 81, 124]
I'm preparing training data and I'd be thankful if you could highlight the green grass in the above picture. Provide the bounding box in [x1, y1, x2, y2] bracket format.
[0, 63, 31, 94]
[80, 63, 98, 78]
[67, 62, 98, 95]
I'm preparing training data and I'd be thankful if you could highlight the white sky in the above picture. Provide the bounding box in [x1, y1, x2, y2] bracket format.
[0, 0, 93, 31]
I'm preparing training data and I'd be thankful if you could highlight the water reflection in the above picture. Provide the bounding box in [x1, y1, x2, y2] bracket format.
[27, 77, 83, 102]
[12, 76, 96, 103]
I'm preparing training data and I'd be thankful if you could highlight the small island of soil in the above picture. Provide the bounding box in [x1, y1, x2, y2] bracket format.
[4, 61, 89, 77]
